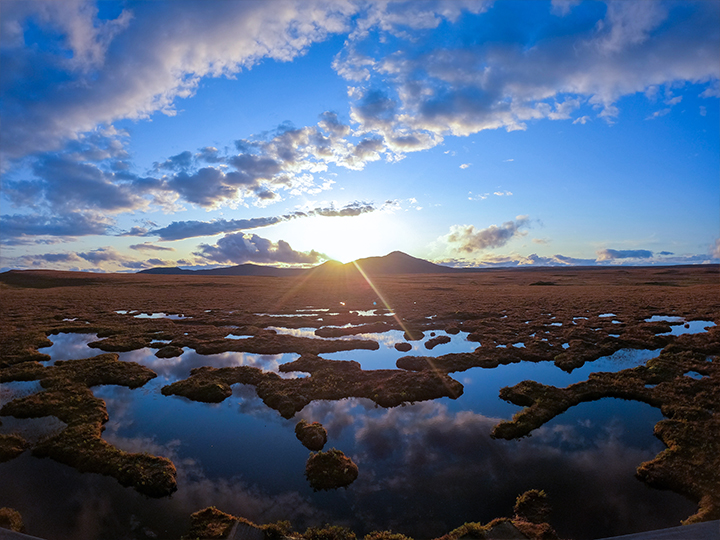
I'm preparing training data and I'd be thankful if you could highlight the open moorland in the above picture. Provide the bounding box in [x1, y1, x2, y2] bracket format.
[0, 264, 718, 540]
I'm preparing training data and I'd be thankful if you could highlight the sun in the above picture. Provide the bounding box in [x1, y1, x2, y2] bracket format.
[274, 212, 406, 264]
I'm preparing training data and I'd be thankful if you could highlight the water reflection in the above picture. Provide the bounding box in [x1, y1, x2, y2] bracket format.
[645, 315, 684, 323]
[0, 381, 66, 445]
[1, 330, 704, 540]
[660, 320, 715, 336]
[133, 312, 190, 320]
[39, 333, 105, 363]
[36, 334, 302, 381]
[322, 330, 476, 370]
[116, 348, 301, 381]
[295, 399, 695, 539]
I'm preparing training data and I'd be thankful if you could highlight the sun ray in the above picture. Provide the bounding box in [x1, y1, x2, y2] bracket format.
[352, 260, 461, 396]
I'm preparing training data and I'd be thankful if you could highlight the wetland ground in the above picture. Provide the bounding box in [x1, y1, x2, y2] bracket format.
[0, 265, 718, 539]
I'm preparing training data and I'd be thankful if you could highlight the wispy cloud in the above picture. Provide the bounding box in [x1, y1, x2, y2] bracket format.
[128, 243, 175, 252]
[438, 250, 719, 268]
[713, 239, 720, 259]
[467, 191, 512, 201]
[0, 212, 114, 243]
[646, 108, 671, 120]
[138, 201, 381, 241]
[14, 247, 174, 271]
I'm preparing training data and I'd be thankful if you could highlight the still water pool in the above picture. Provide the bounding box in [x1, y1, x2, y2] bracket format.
[0, 328, 702, 540]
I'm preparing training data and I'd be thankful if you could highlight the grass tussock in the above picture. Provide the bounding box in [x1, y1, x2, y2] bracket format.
[0, 354, 177, 497]
[305, 449, 359, 491]
[0, 507, 25, 532]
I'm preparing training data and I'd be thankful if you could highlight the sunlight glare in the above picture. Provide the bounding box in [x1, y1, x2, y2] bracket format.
[278, 212, 403, 264]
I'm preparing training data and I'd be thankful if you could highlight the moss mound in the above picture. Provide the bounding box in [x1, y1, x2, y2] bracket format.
[163, 355, 463, 419]
[305, 449, 359, 491]
[304, 524, 356, 540]
[0, 507, 24, 532]
[0, 433, 27, 462]
[0, 354, 177, 498]
[295, 419, 328, 451]
[185, 506, 237, 539]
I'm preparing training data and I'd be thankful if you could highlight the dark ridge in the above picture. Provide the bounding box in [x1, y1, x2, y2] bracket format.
[192, 264, 305, 277]
[0, 270, 104, 288]
[136, 251, 459, 277]
[351, 250, 458, 275]
[137, 267, 194, 275]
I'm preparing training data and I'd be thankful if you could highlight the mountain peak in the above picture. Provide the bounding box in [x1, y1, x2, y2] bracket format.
[351, 251, 455, 275]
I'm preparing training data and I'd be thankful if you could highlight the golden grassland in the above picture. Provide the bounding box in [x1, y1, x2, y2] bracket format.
[0, 265, 718, 537]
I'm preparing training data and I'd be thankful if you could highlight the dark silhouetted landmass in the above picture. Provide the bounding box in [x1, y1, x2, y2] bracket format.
[139, 263, 306, 277]
[351, 250, 458, 274]
[137, 251, 458, 277]
[137, 267, 195, 275]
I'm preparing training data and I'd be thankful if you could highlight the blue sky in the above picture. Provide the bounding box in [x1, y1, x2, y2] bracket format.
[1, 0, 718, 271]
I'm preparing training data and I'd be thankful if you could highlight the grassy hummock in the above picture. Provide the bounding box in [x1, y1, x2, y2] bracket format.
[0, 433, 27, 462]
[305, 449, 359, 491]
[162, 354, 464, 418]
[295, 419, 328, 451]
[491, 331, 720, 524]
[0, 507, 25, 533]
[0, 353, 177, 498]
[182, 489, 559, 539]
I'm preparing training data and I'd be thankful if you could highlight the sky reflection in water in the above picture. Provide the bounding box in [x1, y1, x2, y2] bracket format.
[1, 326, 706, 540]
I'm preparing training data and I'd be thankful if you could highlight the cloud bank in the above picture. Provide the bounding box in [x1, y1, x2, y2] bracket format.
[194, 233, 326, 266]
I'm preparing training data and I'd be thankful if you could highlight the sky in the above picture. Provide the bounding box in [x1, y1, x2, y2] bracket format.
[0, 0, 718, 272]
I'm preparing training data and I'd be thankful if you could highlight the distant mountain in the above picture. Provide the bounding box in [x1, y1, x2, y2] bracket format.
[138, 267, 195, 275]
[350, 251, 458, 275]
[138, 263, 305, 277]
[193, 264, 305, 277]
[137, 251, 459, 277]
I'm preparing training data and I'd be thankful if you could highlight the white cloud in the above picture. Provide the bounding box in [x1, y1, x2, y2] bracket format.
[551, 0, 581, 17]
[596, 248, 654, 261]
[1, 1, 359, 164]
[194, 232, 326, 265]
[711, 239, 720, 259]
[646, 108, 671, 120]
[335, 1, 719, 141]
[444, 216, 530, 253]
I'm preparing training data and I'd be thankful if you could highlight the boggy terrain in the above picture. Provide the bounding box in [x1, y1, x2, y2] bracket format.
[0, 264, 719, 533]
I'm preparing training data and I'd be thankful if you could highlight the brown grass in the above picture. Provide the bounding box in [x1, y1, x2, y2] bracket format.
[305, 448, 359, 491]
[0, 353, 177, 497]
[0, 265, 718, 524]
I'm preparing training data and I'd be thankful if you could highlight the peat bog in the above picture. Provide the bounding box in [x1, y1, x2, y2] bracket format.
[0, 265, 718, 539]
